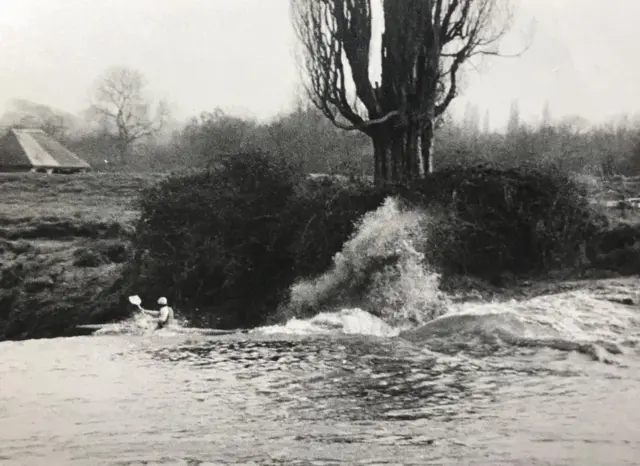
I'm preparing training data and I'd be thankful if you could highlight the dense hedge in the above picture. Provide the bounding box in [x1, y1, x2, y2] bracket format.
[397, 164, 605, 282]
[128, 152, 298, 326]
[125, 152, 385, 327]
[123, 154, 607, 328]
[287, 176, 389, 280]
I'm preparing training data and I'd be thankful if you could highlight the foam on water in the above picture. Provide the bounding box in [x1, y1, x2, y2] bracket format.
[256, 307, 399, 337]
[93, 313, 191, 337]
[286, 197, 447, 328]
[400, 286, 640, 361]
[254, 196, 640, 362]
[96, 195, 640, 363]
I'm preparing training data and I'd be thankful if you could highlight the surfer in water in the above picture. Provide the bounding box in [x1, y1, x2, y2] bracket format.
[142, 297, 175, 330]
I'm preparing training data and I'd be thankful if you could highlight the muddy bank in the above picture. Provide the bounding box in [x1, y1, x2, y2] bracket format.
[0, 173, 151, 341]
[0, 237, 129, 339]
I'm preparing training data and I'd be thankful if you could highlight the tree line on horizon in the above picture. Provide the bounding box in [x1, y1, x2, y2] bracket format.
[4, 87, 640, 179]
[1, 0, 639, 179]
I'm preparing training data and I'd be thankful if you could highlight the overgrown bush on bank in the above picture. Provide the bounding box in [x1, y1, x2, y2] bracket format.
[126, 151, 300, 327]
[126, 152, 387, 328]
[287, 176, 389, 280]
[119, 150, 612, 329]
[397, 164, 607, 283]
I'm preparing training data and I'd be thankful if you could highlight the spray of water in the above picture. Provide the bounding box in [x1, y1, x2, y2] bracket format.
[262, 196, 640, 363]
[400, 285, 640, 362]
[285, 197, 448, 330]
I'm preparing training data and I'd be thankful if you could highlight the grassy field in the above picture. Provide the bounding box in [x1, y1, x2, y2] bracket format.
[1, 170, 640, 341]
[0, 172, 157, 222]
[0, 172, 157, 340]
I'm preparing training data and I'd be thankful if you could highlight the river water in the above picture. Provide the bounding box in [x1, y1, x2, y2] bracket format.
[3, 280, 640, 465]
[3, 198, 640, 465]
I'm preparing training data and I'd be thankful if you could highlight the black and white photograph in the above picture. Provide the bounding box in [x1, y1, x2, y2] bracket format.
[1, 1, 639, 464]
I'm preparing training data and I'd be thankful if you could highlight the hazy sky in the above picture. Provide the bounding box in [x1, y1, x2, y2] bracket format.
[0, 0, 638, 130]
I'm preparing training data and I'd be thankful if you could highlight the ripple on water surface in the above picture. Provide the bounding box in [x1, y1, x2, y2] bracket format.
[1, 324, 640, 465]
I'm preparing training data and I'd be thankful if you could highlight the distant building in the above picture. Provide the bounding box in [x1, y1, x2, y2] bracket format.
[0, 128, 91, 173]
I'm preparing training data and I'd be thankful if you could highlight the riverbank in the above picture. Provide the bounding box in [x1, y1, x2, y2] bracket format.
[1, 170, 640, 341]
[0, 173, 154, 340]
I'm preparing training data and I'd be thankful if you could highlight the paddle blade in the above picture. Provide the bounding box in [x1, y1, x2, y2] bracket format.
[128, 295, 142, 306]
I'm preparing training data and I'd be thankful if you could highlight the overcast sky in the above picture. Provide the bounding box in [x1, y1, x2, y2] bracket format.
[0, 0, 637, 130]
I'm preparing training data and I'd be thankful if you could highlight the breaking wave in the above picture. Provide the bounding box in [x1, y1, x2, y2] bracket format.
[257, 308, 398, 338]
[284, 197, 448, 329]
[255, 197, 640, 363]
[401, 289, 640, 362]
[93, 194, 640, 363]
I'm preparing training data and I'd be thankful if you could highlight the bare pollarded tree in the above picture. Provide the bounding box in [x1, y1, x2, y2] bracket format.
[291, 0, 512, 184]
[90, 67, 169, 164]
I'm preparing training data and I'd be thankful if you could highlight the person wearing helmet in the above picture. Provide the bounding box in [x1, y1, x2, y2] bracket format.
[156, 297, 175, 329]
[141, 297, 175, 330]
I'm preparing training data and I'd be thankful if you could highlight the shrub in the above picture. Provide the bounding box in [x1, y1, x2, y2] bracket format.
[394, 164, 605, 281]
[121, 157, 608, 330]
[126, 156, 392, 327]
[286, 176, 389, 280]
[129, 151, 305, 327]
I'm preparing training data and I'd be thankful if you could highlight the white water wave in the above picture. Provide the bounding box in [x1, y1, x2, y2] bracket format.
[92, 314, 192, 337]
[255, 308, 399, 338]
[286, 197, 448, 328]
[401, 284, 640, 361]
[257, 276, 640, 363]
[256, 193, 640, 361]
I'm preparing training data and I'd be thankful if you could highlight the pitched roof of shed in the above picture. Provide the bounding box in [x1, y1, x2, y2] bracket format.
[0, 128, 90, 169]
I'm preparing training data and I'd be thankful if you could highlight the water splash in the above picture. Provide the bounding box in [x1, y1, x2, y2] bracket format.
[286, 197, 447, 329]
[93, 312, 191, 337]
[93, 314, 155, 336]
[401, 285, 640, 362]
[262, 192, 640, 363]
[256, 308, 399, 338]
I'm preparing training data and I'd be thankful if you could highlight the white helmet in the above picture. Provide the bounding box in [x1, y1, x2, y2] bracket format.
[157, 297, 168, 305]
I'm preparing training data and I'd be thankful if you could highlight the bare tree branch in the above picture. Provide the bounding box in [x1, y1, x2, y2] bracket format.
[327, 109, 400, 131]
[291, 0, 514, 181]
[90, 66, 169, 163]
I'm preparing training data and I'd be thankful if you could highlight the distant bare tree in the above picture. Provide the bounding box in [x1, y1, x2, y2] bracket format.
[291, 0, 512, 184]
[507, 100, 520, 134]
[90, 67, 169, 163]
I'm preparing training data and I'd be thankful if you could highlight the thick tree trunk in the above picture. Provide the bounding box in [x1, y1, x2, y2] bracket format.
[372, 120, 435, 184]
[421, 119, 435, 174]
[117, 140, 129, 165]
